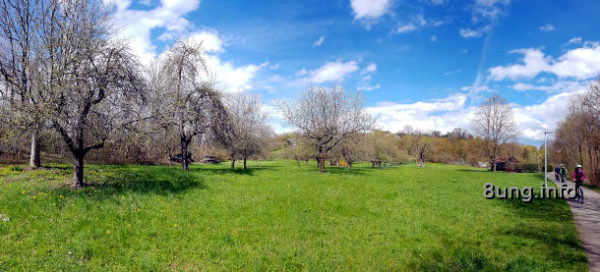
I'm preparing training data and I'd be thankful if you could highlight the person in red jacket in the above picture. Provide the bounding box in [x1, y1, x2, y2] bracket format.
[572, 164, 586, 200]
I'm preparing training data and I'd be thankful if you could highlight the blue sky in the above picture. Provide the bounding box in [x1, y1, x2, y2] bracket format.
[109, 0, 600, 144]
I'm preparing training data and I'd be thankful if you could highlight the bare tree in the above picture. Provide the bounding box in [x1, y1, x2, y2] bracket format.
[35, 0, 145, 187]
[223, 93, 270, 170]
[472, 94, 517, 172]
[0, 0, 45, 168]
[153, 39, 232, 171]
[280, 87, 372, 173]
[412, 132, 430, 167]
[553, 79, 600, 186]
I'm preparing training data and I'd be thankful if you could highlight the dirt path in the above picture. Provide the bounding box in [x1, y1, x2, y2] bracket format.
[551, 175, 600, 271]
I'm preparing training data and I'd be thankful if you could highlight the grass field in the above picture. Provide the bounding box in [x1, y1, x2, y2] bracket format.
[0, 161, 588, 271]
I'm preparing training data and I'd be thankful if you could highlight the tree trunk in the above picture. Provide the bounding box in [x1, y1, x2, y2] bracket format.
[243, 150, 248, 170]
[73, 153, 84, 188]
[231, 159, 235, 168]
[296, 159, 300, 167]
[181, 140, 189, 172]
[30, 131, 41, 168]
[492, 161, 497, 172]
[318, 155, 325, 173]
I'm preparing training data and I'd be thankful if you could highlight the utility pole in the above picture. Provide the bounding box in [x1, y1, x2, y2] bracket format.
[544, 131, 551, 188]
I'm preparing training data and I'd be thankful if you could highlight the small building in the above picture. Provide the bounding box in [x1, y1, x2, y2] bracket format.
[491, 156, 522, 173]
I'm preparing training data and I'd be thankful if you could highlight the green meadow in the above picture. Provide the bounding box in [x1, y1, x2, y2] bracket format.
[0, 161, 588, 271]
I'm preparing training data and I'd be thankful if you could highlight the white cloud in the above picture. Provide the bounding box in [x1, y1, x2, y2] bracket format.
[459, 26, 489, 38]
[350, 0, 392, 20]
[430, 35, 438, 42]
[568, 37, 583, 45]
[367, 94, 475, 134]
[296, 68, 308, 76]
[539, 23, 555, 32]
[109, 2, 267, 93]
[397, 24, 417, 33]
[203, 56, 268, 93]
[367, 86, 588, 141]
[188, 30, 225, 53]
[138, 0, 152, 6]
[306, 61, 359, 83]
[489, 43, 600, 80]
[313, 36, 325, 47]
[365, 63, 377, 73]
[396, 14, 444, 34]
[108, 0, 201, 65]
[512, 89, 586, 140]
[459, 0, 509, 40]
[511, 80, 586, 93]
[472, 0, 510, 22]
[357, 84, 381, 91]
[431, 0, 446, 5]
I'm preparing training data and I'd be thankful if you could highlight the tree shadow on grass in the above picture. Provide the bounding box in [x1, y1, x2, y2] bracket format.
[189, 164, 282, 176]
[294, 166, 370, 176]
[455, 169, 489, 173]
[50, 166, 205, 198]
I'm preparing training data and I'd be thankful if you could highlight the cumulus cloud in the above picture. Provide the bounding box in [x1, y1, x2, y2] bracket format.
[188, 30, 225, 53]
[305, 61, 359, 83]
[203, 55, 268, 93]
[367, 87, 588, 142]
[313, 36, 325, 47]
[108, 2, 267, 93]
[364, 63, 377, 73]
[539, 23, 555, 32]
[108, 0, 201, 65]
[512, 89, 586, 140]
[367, 94, 475, 134]
[350, 0, 392, 20]
[489, 43, 600, 80]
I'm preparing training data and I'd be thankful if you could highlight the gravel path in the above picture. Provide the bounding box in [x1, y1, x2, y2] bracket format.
[552, 175, 600, 271]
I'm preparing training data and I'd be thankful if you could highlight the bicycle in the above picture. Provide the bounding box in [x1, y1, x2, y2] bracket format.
[575, 181, 584, 204]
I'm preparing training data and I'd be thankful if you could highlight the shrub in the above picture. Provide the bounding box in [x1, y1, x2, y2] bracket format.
[522, 163, 539, 173]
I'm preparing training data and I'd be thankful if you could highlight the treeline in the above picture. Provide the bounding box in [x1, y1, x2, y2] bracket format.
[275, 128, 540, 169]
[551, 79, 600, 186]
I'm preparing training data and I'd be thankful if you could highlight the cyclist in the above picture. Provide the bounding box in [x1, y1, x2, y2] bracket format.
[559, 165, 567, 183]
[572, 164, 586, 203]
[554, 166, 560, 182]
